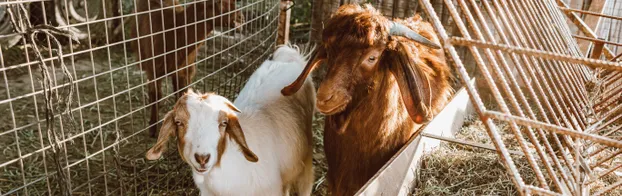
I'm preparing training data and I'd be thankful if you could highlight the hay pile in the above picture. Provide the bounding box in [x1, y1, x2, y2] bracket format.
[413, 116, 536, 195]
[311, 114, 329, 196]
[413, 115, 622, 196]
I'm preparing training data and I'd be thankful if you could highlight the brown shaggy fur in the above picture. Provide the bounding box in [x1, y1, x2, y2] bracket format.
[131, 0, 243, 137]
[284, 4, 452, 195]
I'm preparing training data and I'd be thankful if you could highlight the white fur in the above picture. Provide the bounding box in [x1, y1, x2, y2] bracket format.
[185, 45, 316, 196]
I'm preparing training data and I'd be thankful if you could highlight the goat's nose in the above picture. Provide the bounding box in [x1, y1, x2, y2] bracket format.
[194, 153, 211, 166]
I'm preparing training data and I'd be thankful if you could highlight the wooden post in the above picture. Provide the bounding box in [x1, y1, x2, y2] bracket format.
[590, 40, 605, 59]
[277, 0, 292, 45]
[557, 0, 615, 59]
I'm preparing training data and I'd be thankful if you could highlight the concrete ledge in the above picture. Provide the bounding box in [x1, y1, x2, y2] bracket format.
[356, 79, 475, 196]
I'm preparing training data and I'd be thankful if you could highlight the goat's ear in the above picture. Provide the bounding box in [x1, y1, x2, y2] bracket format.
[146, 111, 176, 160]
[281, 48, 326, 96]
[224, 100, 241, 113]
[386, 42, 433, 124]
[186, 88, 194, 95]
[214, 95, 241, 113]
[226, 114, 258, 162]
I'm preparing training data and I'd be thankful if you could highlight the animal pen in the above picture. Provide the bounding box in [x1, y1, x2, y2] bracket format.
[0, 0, 621, 196]
[0, 0, 281, 194]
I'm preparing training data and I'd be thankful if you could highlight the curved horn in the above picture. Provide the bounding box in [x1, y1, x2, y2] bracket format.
[281, 48, 325, 96]
[0, 19, 12, 33]
[0, 6, 6, 21]
[68, 0, 97, 23]
[54, 0, 88, 40]
[389, 22, 441, 49]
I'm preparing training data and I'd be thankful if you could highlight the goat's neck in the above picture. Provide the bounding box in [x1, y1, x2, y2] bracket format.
[175, 2, 218, 23]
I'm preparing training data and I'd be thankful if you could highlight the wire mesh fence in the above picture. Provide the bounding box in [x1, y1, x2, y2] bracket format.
[417, 0, 622, 195]
[0, 0, 280, 195]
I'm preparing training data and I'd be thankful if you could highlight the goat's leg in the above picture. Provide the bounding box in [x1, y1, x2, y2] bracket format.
[295, 153, 314, 196]
[171, 72, 185, 99]
[172, 62, 196, 98]
[171, 71, 183, 99]
[148, 77, 162, 138]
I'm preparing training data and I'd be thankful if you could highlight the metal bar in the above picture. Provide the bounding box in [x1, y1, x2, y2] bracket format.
[593, 180, 622, 196]
[448, 37, 622, 71]
[574, 34, 622, 47]
[420, 0, 528, 194]
[482, 1, 579, 190]
[485, 111, 622, 149]
[421, 132, 523, 155]
[528, 0, 589, 131]
[464, 0, 567, 190]
[560, 7, 622, 20]
[590, 149, 622, 169]
[417, 0, 622, 194]
[588, 164, 622, 185]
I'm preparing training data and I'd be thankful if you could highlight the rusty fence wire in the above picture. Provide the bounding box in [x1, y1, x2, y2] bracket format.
[419, 0, 622, 195]
[0, 0, 280, 195]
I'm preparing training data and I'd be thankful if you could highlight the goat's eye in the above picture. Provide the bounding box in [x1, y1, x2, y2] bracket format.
[368, 56, 377, 62]
[219, 121, 228, 128]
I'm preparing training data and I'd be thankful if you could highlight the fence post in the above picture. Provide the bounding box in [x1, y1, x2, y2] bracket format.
[277, 0, 292, 45]
[590, 39, 605, 59]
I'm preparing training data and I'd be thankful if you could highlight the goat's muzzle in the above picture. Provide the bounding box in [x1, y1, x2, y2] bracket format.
[316, 90, 351, 115]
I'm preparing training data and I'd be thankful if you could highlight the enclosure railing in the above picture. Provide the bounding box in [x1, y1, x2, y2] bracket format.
[0, 0, 281, 195]
[418, 0, 621, 195]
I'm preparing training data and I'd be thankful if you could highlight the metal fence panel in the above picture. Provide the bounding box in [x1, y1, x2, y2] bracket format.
[0, 0, 280, 195]
[419, 0, 621, 195]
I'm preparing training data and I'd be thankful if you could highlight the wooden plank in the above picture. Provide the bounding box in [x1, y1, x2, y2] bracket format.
[557, 0, 615, 59]
[277, 0, 292, 45]
[577, 0, 609, 54]
[355, 78, 476, 196]
[591, 40, 606, 59]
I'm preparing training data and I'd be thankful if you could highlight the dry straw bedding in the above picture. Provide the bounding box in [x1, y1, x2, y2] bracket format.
[413, 114, 622, 196]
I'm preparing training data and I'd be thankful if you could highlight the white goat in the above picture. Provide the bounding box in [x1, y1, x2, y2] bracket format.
[145, 45, 316, 196]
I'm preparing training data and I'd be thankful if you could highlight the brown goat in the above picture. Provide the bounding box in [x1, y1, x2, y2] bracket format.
[131, 0, 244, 137]
[282, 4, 453, 195]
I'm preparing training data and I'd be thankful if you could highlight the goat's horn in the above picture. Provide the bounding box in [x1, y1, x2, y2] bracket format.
[389, 22, 441, 49]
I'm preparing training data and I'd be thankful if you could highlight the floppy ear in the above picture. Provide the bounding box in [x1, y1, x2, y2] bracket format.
[281, 48, 326, 96]
[385, 42, 433, 124]
[146, 111, 176, 160]
[226, 114, 258, 162]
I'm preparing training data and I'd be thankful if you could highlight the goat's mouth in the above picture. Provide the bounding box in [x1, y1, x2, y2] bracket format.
[317, 100, 349, 115]
[194, 168, 208, 174]
[192, 166, 209, 174]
